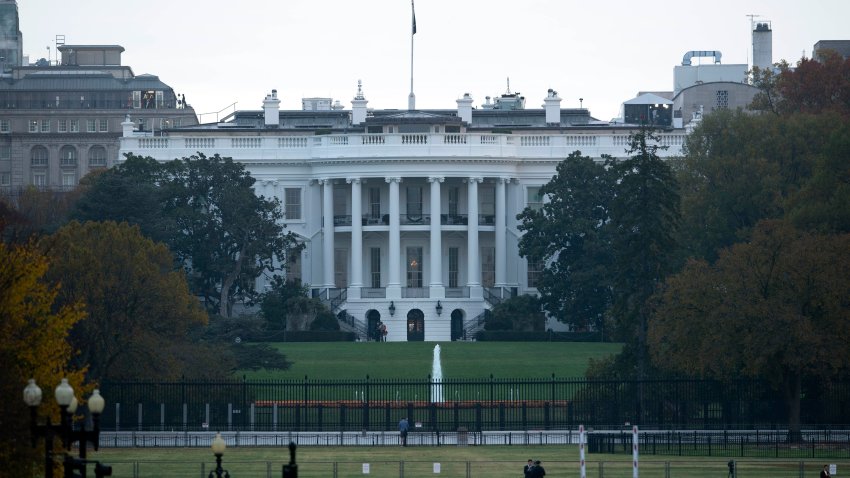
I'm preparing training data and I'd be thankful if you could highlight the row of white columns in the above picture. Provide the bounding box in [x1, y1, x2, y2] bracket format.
[317, 176, 510, 299]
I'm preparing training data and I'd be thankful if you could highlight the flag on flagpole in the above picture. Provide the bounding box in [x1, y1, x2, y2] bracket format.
[412, 0, 417, 35]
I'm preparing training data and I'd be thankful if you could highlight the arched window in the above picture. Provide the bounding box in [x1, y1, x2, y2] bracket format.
[30, 146, 48, 167]
[88, 146, 107, 167]
[59, 146, 77, 167]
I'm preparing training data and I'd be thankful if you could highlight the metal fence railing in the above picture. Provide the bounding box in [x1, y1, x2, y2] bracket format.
[98, 378, 850, 433]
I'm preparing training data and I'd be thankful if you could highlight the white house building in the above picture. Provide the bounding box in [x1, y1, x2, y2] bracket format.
[118, 84, 686, 342]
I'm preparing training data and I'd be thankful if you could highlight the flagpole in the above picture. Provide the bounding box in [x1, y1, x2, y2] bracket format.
[408, 0, 416, 110]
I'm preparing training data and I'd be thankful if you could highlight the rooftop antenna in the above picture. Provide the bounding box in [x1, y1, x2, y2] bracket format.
[746, 14, 760, 68]
[505, 77, 511, 95]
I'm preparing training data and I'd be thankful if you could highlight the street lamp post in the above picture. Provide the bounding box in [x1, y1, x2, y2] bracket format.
[24, 378, 112, 478]
[209, 432, 231, 478]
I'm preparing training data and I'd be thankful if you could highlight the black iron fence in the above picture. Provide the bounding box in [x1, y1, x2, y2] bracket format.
[98, 377, 850, 433]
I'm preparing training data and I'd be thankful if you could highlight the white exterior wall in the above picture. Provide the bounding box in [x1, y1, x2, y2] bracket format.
[119, 130, 685, 341]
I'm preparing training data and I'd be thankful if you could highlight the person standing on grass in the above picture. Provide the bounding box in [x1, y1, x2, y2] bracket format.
[398, 417, 409, 446]
[530, 460, 546, 477]
[822, 464, 832, 478]
[523, 459, 534, 477]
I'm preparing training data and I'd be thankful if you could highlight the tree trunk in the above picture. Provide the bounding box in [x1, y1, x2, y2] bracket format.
[783, 370, 803, 443]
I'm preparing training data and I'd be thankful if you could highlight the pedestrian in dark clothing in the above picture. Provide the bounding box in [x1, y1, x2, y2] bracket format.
[398, 417, 409, 446]
[523, 459, 534, 477]
[531, 460, 546, 477]
[821, 464, 832, 478]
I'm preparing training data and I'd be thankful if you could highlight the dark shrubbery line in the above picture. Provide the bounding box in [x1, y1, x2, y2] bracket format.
[475, 331, 602, 342]
[279, 330, 356, 342]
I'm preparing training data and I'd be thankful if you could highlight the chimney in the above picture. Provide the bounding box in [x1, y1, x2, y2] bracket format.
[263, 89, 280, 127]
[543, 89, 562, 124]
[351, 80, 368, 125]
[121, 115, 135, 137]
[456, 93, 474, 123]
[752, 22, 773, 71]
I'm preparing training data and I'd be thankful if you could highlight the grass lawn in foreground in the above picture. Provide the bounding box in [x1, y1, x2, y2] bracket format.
[93, 446, 847, 477]
[242, 341, 621, 380]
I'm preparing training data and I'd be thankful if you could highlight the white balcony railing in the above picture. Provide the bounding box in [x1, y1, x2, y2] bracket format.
[121, 132, 687, 160]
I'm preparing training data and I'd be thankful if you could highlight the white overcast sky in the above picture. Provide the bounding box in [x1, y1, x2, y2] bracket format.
[17, 0, 850, 122]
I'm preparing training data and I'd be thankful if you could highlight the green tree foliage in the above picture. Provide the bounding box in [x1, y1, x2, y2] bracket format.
[40, 221, 214, 380]
[484, 295, 546, 332]
[608, 128, 680, 377]
[72, 153, 301, 317]
[649, 221, 850, 439]
[676, 110, 850, 263]
[517, 152, 616, 331]
[0, 241, 86, 477]
[259, 277, 335, 332]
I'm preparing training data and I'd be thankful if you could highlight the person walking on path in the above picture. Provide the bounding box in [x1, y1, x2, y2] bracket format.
[398, 417, 410, 446]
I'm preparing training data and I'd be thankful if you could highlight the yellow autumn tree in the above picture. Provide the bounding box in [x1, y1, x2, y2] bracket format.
[41, 221, 209, 380]
[0, 242, 86, 478]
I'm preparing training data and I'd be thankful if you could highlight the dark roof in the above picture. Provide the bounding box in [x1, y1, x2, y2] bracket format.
[1, 71, 172, 91]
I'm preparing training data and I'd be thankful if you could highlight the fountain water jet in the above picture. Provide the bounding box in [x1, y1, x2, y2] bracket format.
[431, 344, 444, 403]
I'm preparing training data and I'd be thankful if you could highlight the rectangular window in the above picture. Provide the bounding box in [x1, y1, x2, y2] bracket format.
[0, 120, 10, 133]
[69, 120, 79, 133]
[481, 246, 495, 288]
[527, 186, 544, 212]
[86, 120, 96, 133]
[284, 188, 301, 220]
[98, 119, 108, 132]
[716, 90, 729, 109]
[32, 172, 46, 187]
[28, 120, 38, 133]
[527, 257, 544, 288]
[448, 187, 459, 216]
[0, 146, 9, 160]
[406, 247, 423, 288]
[155, 91, 164, 108]
[333, 185, 347, 218]
[369, 187, 381, 220]
[334, 248, 348, 288]
[448, 247, 459, 288]
[58, 120, 68, 133]
[61, 172, 76, 187]
[0, 172, 10, 186]
[480, 186, 495, 224]
[370, 247, 381, 288]
[132, 91, 141, 109]
[406, 186, 422, 219]
[40, 120, 50, 133]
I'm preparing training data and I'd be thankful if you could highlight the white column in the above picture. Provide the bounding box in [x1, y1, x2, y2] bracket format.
[466, 177, 483, 297]
[429, 176, 445, 298]
[386, 177, 402, 299]
[321, 178, 335, 289]
[495, 177, 508, 288]
[348, 178, 363, 298]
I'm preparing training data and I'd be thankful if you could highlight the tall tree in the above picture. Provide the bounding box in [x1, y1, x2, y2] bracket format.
[608, 128, 680, 377]
[517, 152, 616, 331]
[752, 50, 850, 117]
[40, 221, 212, 380]
[72, 153, 301, 317]
[0, 241, 86, 477]
[648, 221, 850, 440]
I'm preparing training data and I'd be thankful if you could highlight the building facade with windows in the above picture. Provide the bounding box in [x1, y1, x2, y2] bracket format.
[119, 86, 686, 342]
[0, 8, 197, 193]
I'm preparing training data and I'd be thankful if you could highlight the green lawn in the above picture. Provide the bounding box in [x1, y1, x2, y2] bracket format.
[92, 446, 848, 478]
[243, 341, 621, 380]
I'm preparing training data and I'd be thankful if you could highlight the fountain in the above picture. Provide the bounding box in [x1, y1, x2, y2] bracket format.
[431, 344, 444, 403]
